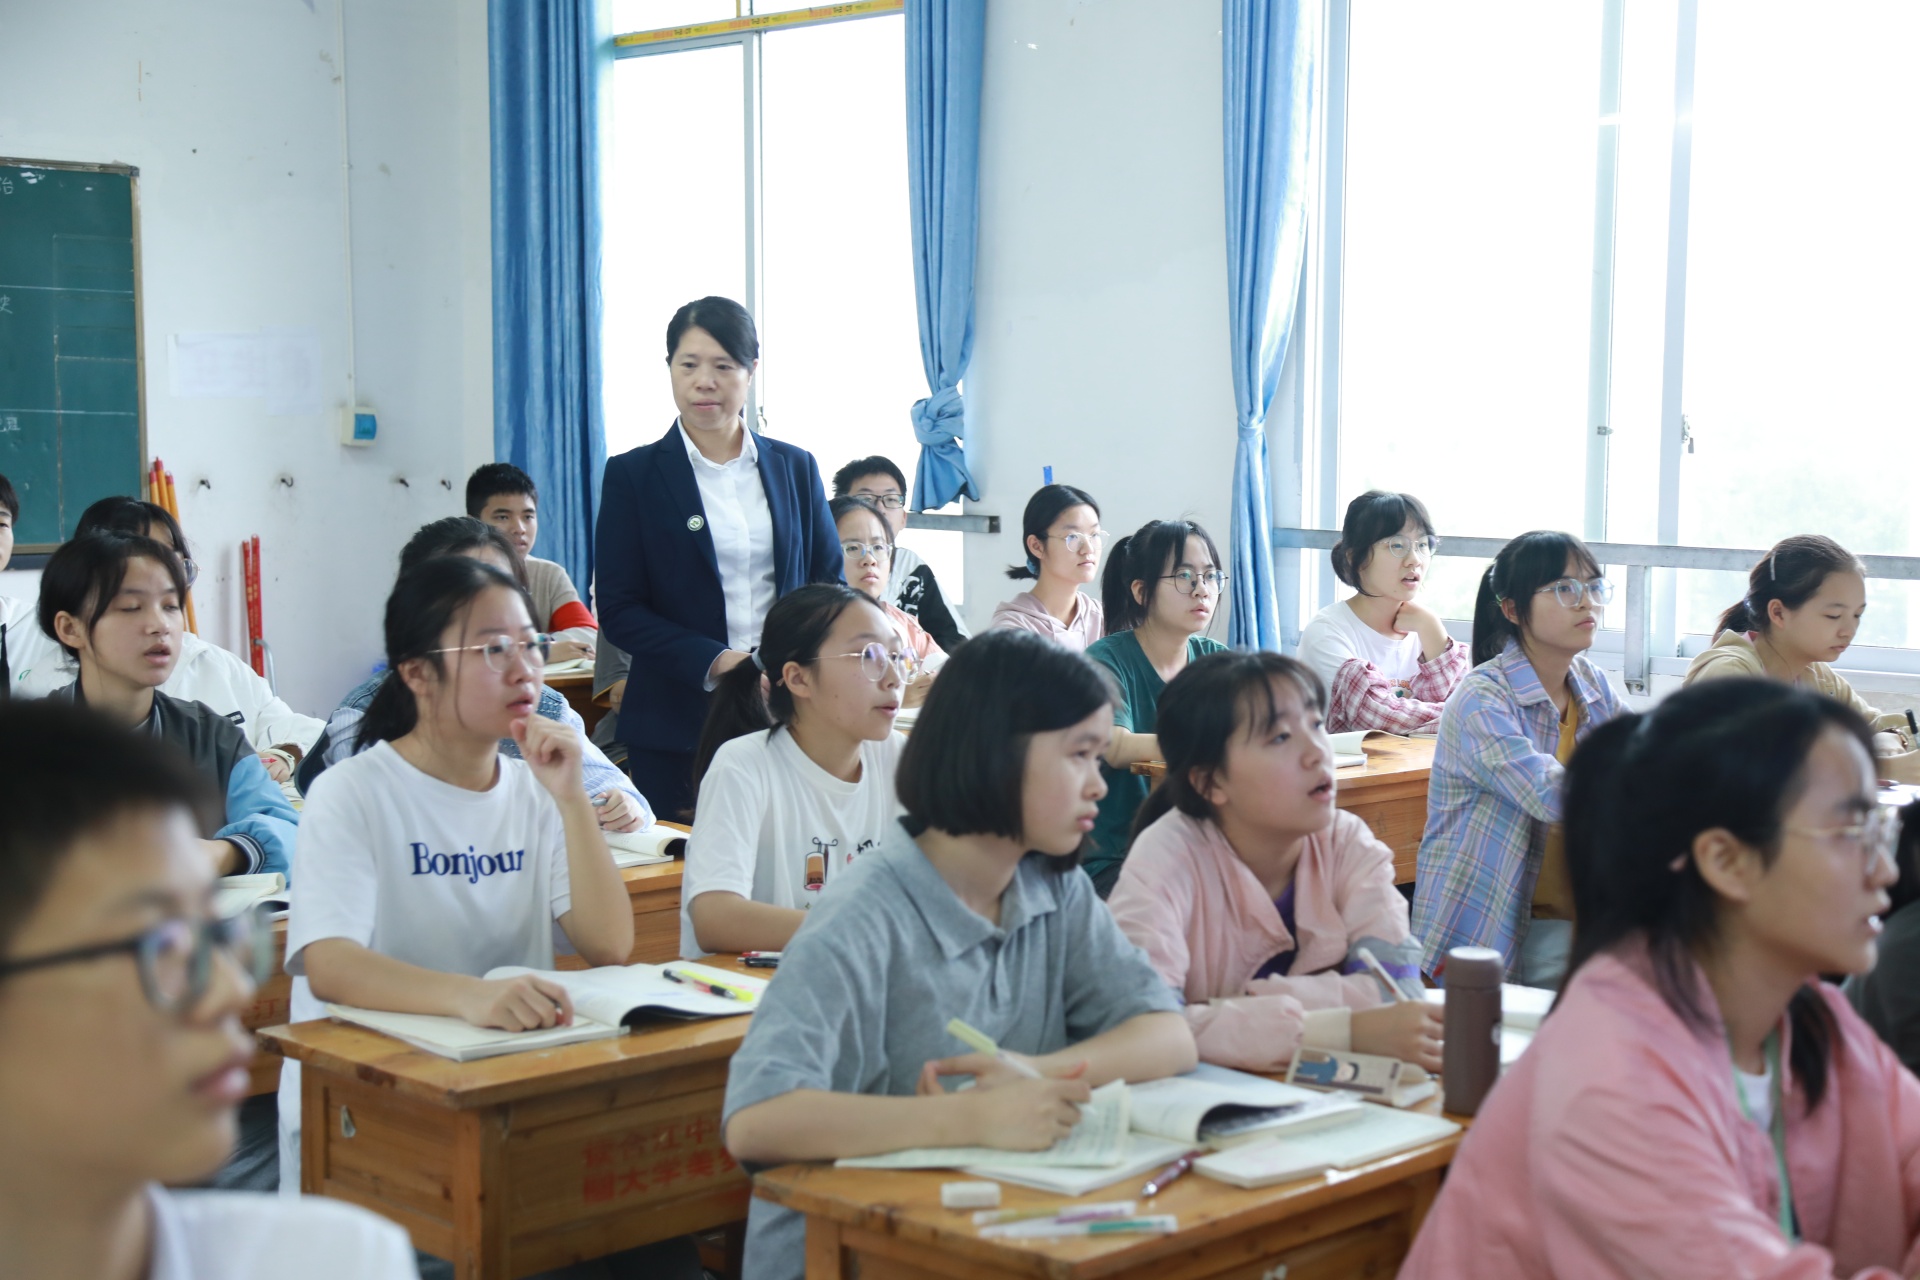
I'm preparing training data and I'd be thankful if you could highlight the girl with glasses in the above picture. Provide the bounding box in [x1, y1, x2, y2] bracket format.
[721, 631, 1196, 1280]
[1414, 530, 1626, 989]
[0, 700, 416, 1279]
[280, 556, 633, 1192]
[831, 455, 970, 653]
[1687, 534, 1920, 782]
[1080, 518, 1229, 895]
[830, 495, 943, 708]
[682, 584, 909, 958]
[1404, 679, 1920, 1279]
[38, 533, 298, 884]
[989, 483, 1107, 653]
[1298, 490, 1469, 734]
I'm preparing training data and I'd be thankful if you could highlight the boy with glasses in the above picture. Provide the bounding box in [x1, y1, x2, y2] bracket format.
[831, 455, 970, 652]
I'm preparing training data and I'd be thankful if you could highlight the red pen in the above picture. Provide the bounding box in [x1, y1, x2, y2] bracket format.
[1140, 1151, 1199, 1198]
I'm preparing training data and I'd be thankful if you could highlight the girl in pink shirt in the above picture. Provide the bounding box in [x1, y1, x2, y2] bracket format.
[1107, 651, 1442, 1073]
[1403, 677, 1920, 1280]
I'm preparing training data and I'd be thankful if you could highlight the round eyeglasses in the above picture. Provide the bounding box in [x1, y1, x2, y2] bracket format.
[1047, 530, 1107, 555]
[1535, 577, 1614, 609]
[840, 540, 892, 563]
[431, 634, 554, 674]
[818, 641, 918, 684]
[1377, 536, 1439, 561]
[0, 904, 274, 1015]
[1161, 570, 1230, 596]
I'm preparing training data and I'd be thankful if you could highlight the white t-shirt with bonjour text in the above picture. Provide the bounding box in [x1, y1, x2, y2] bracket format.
[279, 741, 574, 1189]
[681, 728, 906, 957]
[1296, 598, 1423, 693]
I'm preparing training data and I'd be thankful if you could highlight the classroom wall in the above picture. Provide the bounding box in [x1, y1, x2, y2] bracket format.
[963, 0, 1240, 632]
[0, 0, 492, 713]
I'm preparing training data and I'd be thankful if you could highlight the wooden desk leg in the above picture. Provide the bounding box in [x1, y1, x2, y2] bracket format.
[804, 1217, 845, 1280]
[452, 1109, 512, 1280]
[1406, 1166, 1443, 1238]
[722, 1220, 747, 1280]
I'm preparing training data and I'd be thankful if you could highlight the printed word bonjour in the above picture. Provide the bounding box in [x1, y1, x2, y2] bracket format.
[410, 843, 528, 883]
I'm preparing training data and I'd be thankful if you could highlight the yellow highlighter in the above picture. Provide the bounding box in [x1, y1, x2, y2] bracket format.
[946, 1017, 1042, 1079]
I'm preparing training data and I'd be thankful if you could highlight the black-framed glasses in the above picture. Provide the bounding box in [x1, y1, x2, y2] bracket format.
[1535, 577, 1614, 609]
[839, 540, 892, 563]
[1162, 569, 1230, 596]
[817, 641, 919, 683]
[0, 905, 273, 1015]
[431, 633, 554, 674]
[854, 492, 906, 511]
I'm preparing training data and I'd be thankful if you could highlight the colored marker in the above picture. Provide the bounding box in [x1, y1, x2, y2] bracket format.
[662, 967, 754, 1002]
[946, 1017, 1042, 1079]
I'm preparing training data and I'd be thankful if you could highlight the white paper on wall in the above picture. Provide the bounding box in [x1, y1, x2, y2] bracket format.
[168, 328, 322, 416]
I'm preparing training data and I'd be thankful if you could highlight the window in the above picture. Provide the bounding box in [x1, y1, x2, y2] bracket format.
[1308, 0, 1920, 656]
[603, 3, 963, 600]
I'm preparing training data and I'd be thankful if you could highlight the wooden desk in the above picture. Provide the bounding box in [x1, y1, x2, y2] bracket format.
[242, 839, 690, 1096]
[1137, 736, 1435, 885]
[260, 956, 758, 1280]
[545, 671, 610, 737]
[755, 1103, 1461, 1280]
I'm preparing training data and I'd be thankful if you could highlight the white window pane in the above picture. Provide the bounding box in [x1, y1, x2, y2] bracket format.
[1340, 0, 1601, 616]
[1676, 1, 1920, 645]
[604, 45, 747, 458]
[758, 15, 924, 496]
[613, 1, 739, 37]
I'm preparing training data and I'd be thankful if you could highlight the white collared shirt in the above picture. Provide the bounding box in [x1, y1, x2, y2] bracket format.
[680, 420, 777, 652]
[147, 1185, 417, 1280]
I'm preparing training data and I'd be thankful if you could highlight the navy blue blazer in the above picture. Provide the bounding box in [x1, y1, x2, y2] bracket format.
[596, 423, 843, 755]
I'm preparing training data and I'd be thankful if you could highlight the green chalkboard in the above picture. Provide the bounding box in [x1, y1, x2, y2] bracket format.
[0, 158, 144, 551]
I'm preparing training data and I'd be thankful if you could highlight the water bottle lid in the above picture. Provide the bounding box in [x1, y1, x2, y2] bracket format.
[1446, 945, 1504, 988]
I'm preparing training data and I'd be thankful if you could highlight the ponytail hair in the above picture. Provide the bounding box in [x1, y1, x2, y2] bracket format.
[356, 557, 534, 750]
[1562, 677, 1873, 1109]
[1005, 484, 1100, 580]
[1329, 490, 1435, 592]
[1133, 650, 1326, 837]
[690, 584, 874, 792]
[1716, 534, 1864, 637]
[1471, 530, 1602, 666]
[1100, 519, 1220, 632]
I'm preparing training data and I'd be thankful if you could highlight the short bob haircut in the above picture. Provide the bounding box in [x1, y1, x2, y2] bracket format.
[1329, 491, 1436, 592]
[896, 629, 1113, 860]
[38, 532, 190, 661]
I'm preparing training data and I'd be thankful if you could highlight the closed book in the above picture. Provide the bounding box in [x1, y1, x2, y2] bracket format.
[1193, 1108, 1461, 1189]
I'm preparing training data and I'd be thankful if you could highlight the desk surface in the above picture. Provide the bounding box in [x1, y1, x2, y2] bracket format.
[754, 1097, 1462, 1279]
[1135, 733, 1435, 786]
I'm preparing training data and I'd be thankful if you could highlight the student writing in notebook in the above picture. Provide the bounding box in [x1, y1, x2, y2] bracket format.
[39, 533, 298, 880]
[1686, 534, 1920, 781]
[989, 484, 1106, 651]
[0, 701, 416, 1280]
[1081, 518, 1228, 894]
[1413, 530, 1625, 988]
[1402, 678, 1920, 1279]
[280, 556, 633, 1191]
[1295, 490, 1468, 734]
[466, 462, 597, 663]
[1108, 651, 1440, 1074]
[310, 517, 647, 830]
[681, 583, 908, 957]
[723, 630, 1196, 1280]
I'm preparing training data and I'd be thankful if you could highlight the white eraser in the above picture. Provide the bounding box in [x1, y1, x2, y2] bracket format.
[941, 1180, 1001, 1210]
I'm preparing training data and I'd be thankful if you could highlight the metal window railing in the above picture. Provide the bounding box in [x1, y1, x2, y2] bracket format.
[1274, 528, 1920, 695]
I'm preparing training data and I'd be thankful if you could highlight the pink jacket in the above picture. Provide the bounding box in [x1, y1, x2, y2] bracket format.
[1106, 808, 1410, 1072]
[1401, 947, 1920, 1279]
[987, 590, 1104, 653]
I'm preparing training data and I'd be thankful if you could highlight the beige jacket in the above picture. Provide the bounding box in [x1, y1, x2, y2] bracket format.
[1685, 630, 1919, 778]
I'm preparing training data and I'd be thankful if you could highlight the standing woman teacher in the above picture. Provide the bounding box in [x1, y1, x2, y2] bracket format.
[597, 297, 842, 818]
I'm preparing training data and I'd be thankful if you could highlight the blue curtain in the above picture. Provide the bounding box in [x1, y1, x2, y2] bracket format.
[489, 0, 608, 595]
[904, 0, 984, 510]
[1224, 0, 1318, 650]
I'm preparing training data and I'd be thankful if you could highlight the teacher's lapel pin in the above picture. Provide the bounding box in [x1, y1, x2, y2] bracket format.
[687, 515, 705, 532]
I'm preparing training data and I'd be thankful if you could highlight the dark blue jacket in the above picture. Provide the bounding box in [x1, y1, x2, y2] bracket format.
[596, 423, 842, 755]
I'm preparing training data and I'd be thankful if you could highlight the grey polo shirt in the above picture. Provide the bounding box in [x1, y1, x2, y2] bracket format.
[722, 820, 1179, 1280]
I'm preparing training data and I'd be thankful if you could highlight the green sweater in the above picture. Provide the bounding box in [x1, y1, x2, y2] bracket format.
[1082, 630, 1227, 890]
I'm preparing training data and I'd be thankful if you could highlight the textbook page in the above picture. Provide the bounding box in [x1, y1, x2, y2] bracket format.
[323, 1005, 620, 1062]
[485, 961, 765, 1026]
[604, 827, 685, 867]
[837, 1080, 1132, 1170]
[1128, 1073, 1358, 1146]
[215, 873, 285, 918]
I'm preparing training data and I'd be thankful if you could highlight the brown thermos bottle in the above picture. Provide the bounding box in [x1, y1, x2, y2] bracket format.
[1442, 946, 1504, 1116]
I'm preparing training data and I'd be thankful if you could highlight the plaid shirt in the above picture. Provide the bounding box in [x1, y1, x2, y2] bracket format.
[1325, 637, 1470, 734]
[1411, 641, 1626, 978]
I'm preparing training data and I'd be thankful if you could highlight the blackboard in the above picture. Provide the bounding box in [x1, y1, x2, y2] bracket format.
[0, 158, 144, 551]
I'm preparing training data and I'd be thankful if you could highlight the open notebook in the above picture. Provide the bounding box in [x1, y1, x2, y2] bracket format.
[325, 960, 766, 1061]
[215, 873, 289, 920]
[1193, 1106, 1460, 1188]
[605, 826, 686, 868]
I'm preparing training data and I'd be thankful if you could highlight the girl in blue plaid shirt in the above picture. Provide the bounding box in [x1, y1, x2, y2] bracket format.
[1411, 531, 1626, 987]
